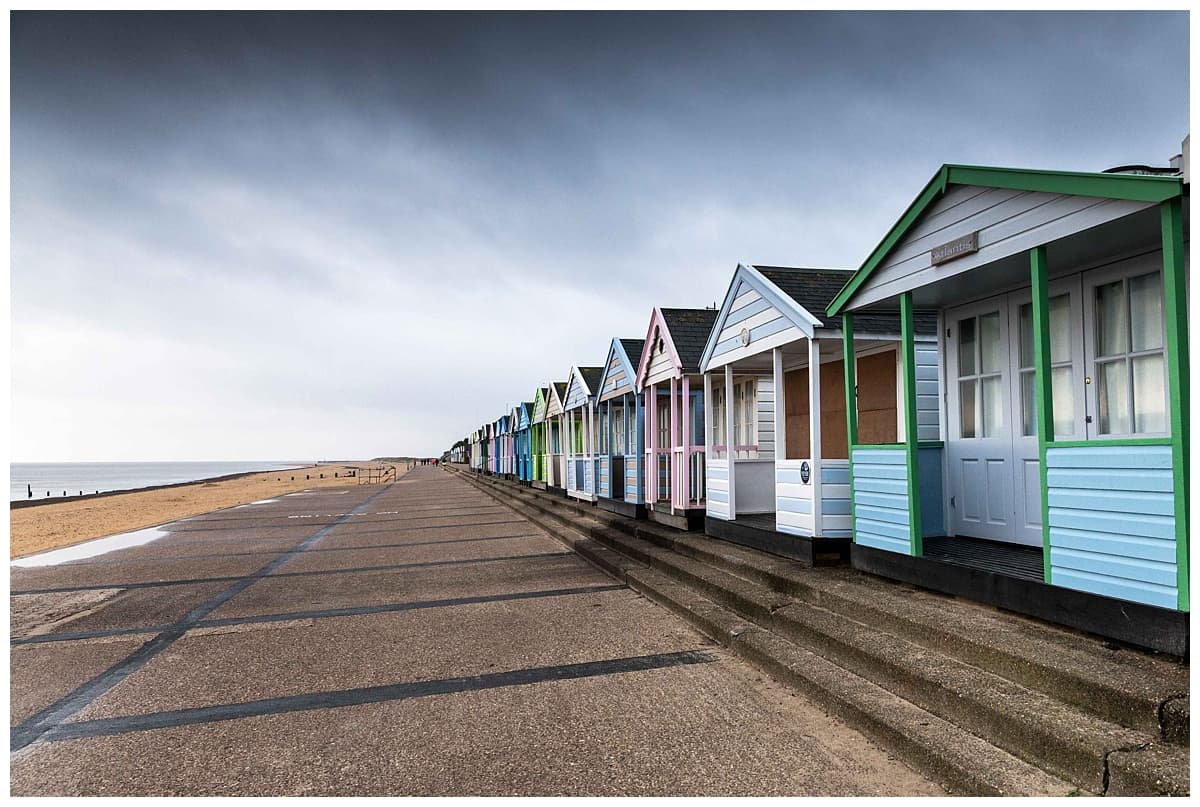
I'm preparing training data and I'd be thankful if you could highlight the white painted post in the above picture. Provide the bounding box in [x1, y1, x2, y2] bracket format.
[773, 347, 786, 528]
[724, 363, 737, 518]
[809, 337, 823, 535]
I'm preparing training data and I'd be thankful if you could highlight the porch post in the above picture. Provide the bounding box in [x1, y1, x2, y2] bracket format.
[682, 374, 692, 505]
[725, 363, 737, 518]
[843, 314, 858, 539]
[703, 372, 714, 465]
[772, 348, 787, 529]
[808, 337, 823, 534]
[669, 376, 679, 508]
[647, 383, 657, 503]
[1030, 245, 1055, 584]
[1161, 197, 1190, 611]
[900, 292, 924, 555]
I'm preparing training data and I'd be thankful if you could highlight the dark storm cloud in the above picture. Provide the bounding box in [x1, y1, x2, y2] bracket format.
[11, 11, 1188, 459]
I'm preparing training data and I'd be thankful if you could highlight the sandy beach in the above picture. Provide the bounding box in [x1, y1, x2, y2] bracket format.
[9, 463, 401, 559]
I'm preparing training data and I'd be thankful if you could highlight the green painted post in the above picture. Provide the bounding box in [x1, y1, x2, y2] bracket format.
[843, 314, 859, 540]
[900, 292, 923, 556]
[1030, 245, 1055, 584]
[1161, 198, 1189, 612]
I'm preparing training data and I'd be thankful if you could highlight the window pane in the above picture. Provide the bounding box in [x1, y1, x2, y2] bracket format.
[958, 317, 976, 376]
[1020, 370, 1035, 436]
[959, 380, 977, 438]
[1130, 272, 1164, 353]
[1097, 360, 1130, 434]
[981, 375, 1004, 437]
[1095, 280, 1128, 358]
[1052, 366, 1075, 437]
[1045, 295, 1070, 364]
[1018, 303, 1033, 368]
[979, 312, 1002, 373]
[1132, 354, 1166, 433]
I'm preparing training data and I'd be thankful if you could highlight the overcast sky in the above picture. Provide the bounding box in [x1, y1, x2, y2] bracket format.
[11, 11, 1189, 461]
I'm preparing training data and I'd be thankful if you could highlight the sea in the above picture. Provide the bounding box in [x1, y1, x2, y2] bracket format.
[11, 461, 311, 502]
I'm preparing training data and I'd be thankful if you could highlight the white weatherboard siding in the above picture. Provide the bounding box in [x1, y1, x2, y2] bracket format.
[915, 341, 940, 441]
[756, 376, 775, 460]
[851, 186, 1157, 309]
[775, 459, 813, 536]
[706, 458, 730, 519]
[709, 280, 804, 368]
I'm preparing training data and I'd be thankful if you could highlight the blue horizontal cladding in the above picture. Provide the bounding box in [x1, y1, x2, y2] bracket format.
[855, 527, 912, 555]
[820, 497, 852, 516]
[823, 529, 853, 539]
[1049, 508, 1174, 541]
[1053, 568, 1177, 611]
[1050, 546, 1177, 587]
[1046, 445, 1172, 470]
[855, 503, 909, 527]
[854, 464, 908, 481]
[853, 476, 908, 496]
[707, 464, 729, 481]
[851, 445, 912, 554]
[724, 295, 775, 327]
[1045, 444, 1178, 610]
[1048, 488, 1174, 517]
[778, 497, 811, 514]
[1046, 466, 1174, 493]
[711, 315, 793, 359]
[1050, 525, 1176, 563]
[708, 490, 730, 504]
[821, 466, 850, 485]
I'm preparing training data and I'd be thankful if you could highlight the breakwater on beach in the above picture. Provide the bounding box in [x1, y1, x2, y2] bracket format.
[10, 461, 310, 502]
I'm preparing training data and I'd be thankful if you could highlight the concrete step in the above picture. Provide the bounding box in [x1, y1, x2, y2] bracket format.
[622, 566, 1073, 796]
[1107, 742, 1191, 796]
[451, 469, 1189, 795]
[767, 600, 1145, 791]
[586, 508, 1188, 742]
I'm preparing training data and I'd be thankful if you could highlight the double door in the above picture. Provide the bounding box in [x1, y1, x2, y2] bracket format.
[946, 278, 1085, 546]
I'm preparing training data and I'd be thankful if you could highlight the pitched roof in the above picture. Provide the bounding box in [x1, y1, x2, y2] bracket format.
[577, 366, 604, 394]
[618, 338, 645, 364]
[660, 308, 720, 373]
[553, 381, 568, 400]
[827, 163, 1184, 316]
[754, 265, 935, 336]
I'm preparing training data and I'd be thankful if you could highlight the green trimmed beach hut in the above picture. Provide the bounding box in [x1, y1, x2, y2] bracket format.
[826, 153, 1189, 654]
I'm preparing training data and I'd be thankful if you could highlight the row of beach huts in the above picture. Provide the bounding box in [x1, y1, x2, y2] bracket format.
[445, 147, 1190, 654]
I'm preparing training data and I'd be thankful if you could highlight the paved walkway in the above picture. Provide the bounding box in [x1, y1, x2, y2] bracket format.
[10, 467, 940, 796]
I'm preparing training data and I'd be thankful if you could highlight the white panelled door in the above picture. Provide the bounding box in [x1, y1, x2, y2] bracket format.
[946, 281, 1083, 546]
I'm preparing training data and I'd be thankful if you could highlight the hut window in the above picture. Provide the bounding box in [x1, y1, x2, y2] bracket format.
[1094, 271, 1166, 435]
[733, 379, 757, 448]
[711, 383, 725, 450]
[957, 312, 1004, 439]
[1018, 295, 1075, 437]
[611, 402, 626, 454]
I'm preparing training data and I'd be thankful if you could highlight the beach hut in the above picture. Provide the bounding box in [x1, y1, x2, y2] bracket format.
[635, 307, 720, 529]
[563, 365, 605, 502]
[824, 156, 1189, 652]
[543, 381, 570, 495]
[531, 386, 550, 489]
[505, 406, 521, 479]
[596, 337, 647, 518]
[492, 415, 507, 476]
[514, 401, 534, 483]
[472, 426, 487, 473]
[698, 264, 933, 565]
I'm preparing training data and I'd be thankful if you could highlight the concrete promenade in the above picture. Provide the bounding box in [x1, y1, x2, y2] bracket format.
[10, 466, 939, 796]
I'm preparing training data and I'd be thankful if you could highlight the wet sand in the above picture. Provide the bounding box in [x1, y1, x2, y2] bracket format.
[9, 464, 391, 559]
